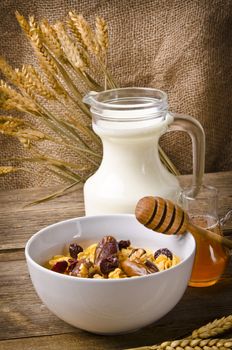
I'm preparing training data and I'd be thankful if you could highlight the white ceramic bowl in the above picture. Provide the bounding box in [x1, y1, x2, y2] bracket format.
[25, 214, 195, 335]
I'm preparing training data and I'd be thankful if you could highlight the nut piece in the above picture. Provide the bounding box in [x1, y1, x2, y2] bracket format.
[70, 259, 94, 278]
[129, 248, 146, 262]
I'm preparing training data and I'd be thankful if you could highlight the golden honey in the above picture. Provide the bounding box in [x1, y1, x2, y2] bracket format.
[189, 215, 229, 287]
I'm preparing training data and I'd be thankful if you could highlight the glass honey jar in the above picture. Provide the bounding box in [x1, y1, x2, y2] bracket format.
[181, 185, 230, 287]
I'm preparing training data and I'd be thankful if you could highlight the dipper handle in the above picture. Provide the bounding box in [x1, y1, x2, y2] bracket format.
[135, 196, 232, 249]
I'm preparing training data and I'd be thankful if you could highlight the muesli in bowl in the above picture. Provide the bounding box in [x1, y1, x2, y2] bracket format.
[46, 235, 181, 279]
[25, 214, 195, 334]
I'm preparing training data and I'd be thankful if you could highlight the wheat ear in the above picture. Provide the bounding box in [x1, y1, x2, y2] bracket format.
[17, 65, 56, 99]
[191, 315, 232, 339]
[126, 338, 232, 350]
[28, 15, 57, 74]
[53, 21, 87, 71]
[0, 166, 29, 176]
[15, 12, 67, 97]
[52, 20, 100, 91]
[69, 12, 116, 87]
[0, 57, 21, 86]
[70, 12, 103, 57]
[126, 315, 232, 350]
[15, 11, 30, 36]
[0, 115, 47, 148]
[0, 80, 38, 114]
[40, 19, 65, 61]
[95, 16, 109, 54]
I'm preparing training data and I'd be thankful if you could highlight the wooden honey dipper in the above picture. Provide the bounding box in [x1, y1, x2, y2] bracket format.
[135, 196, 232, 249]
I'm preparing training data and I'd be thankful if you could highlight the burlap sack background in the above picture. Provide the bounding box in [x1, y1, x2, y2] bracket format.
[0, 0, 231, 190]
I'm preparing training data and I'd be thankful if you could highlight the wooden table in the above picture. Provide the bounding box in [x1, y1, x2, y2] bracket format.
[0, 171, 232, 350]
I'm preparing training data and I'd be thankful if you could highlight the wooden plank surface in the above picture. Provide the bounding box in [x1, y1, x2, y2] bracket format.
[0, 185, 84, 250]
[0, 171, 231, 251]
[0, 171, 232, 349]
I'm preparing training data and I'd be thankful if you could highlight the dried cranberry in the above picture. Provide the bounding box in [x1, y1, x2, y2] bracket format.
[154, 248, 173, 260]
[145, 260, 159, 273]
[69, 243, 83, 259]
[51, 260, 68, 273]
[118, 240, 131, 250]
[100, 256, 119, 275]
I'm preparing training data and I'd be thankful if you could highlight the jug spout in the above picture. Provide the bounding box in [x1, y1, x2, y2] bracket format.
[83, 91, 98, 106]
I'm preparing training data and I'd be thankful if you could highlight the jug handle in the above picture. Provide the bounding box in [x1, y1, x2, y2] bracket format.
[167, 112, 205, 192]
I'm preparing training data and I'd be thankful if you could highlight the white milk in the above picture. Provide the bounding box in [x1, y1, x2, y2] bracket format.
[84, 113, 180, 215]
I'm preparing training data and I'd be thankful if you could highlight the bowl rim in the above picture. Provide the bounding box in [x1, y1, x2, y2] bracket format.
[25, 214, 196, 283]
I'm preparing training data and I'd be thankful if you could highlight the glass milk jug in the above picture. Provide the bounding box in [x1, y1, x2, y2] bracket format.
[83, 87, 205, 215]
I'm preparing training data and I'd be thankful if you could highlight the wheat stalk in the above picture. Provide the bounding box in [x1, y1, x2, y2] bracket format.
[0, 61, 91, 150]
[0, 115, 26, 129]
[68, 12, 116, 88]
[29, 15, 58, 74]
[191, 315, 232, 339]
[0, 115, 45, 148]
[15, 11, 30, 36]
[53, 21, 87, 71]
[126, 315, 232, 350]
[26, 14, 93, 114]
[67, 12, 88, 50]
[0, 57, 21, 86]
[40, 19, 65, 61]
[52, 20, 101, 92]
[0, 10, 180, 203]
[95, 16, 109, 54]
[3, 154, 90, 181]
[0, 166, 30, 176]
[19, 65, 56, 100]
[0, 115, 101, 165]
[127, 338, 232, 350]
[0, 80, 67, 145]
[0, 80, 39, 114]
[17, 13, 67, 98]
[67, 17, 104, 91]
[69, 12, 100, 55]
[139, 338, 232, 350]
[23, 181, 80, 207]
[0, 116, 101, 176]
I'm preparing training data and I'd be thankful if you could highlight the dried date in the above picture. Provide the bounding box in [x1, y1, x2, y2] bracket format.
[100, 256, 119, 275]
[121, 259, 149, 277]
[94, 236, 119, 266]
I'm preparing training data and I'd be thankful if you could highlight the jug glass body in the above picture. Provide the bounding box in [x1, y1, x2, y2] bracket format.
[83, 88, 205, 215]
